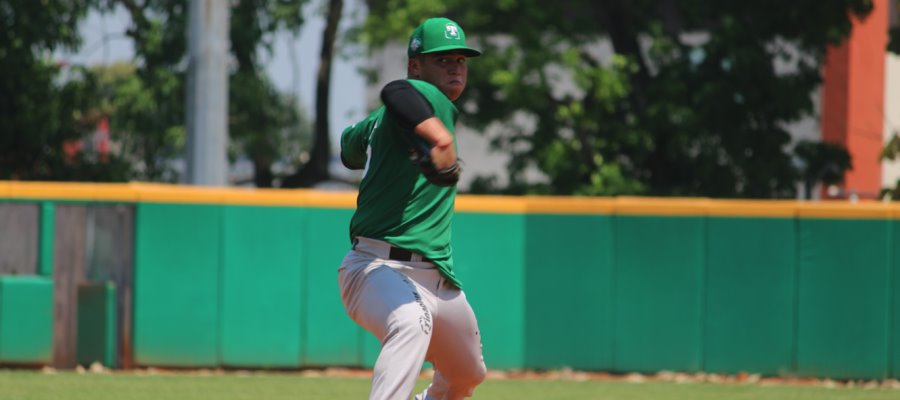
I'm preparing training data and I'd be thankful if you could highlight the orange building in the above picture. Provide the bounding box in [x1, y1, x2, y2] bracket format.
[821, 0, 899, 199]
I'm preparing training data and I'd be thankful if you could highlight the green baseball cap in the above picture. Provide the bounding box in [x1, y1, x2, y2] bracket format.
[407, 17, 481, 58]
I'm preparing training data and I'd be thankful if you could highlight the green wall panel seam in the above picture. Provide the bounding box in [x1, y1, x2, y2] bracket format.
[699, 216, 708, 373]
[106, 282, 117, 367]
[610, 215, 617, 370]
[38, 202, 54, 276]
[607, 215, 618, 369]
[300, 211, 309, 367]
[520, 221, 528, 371]
[791, 217, 800, 376]
[884, 220, 897, 378]
[216, 205, 224, 367]
[610, 215, 618, 371]
[132, 203, 141, 366]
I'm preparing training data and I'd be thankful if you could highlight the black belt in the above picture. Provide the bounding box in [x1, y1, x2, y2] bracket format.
[389, 246, 431, 262]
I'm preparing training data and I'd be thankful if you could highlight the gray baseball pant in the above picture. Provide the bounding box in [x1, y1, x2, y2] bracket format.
[338, 237, 486, 400]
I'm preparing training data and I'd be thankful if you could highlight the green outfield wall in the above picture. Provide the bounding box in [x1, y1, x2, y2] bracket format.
[1, 183, 900, 380]
[0, 276, 53, 365]
[77, 282, 117, 367]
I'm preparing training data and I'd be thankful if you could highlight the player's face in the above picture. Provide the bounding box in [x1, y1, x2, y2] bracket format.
[411, 51, 468, 101]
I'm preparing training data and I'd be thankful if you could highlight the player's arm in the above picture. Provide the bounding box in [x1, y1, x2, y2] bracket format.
[410, 117, 456, 171]
[340, 118, 372, 170]
[380, 80, 460, 185]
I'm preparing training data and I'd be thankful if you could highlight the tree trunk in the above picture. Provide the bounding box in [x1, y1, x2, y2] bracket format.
[253, 157, 274, 188]
[595, 0, 650, 112]
[281, 0, 343, 188]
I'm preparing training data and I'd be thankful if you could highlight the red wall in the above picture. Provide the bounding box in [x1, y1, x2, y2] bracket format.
[822, 0, 889, 198]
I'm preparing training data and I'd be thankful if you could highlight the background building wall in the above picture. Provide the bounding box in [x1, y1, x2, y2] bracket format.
[884, 53, 900, 190]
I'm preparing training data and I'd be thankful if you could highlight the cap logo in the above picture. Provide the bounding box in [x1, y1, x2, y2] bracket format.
[410, 37, 422, 52]
[444, 24, 460, 39]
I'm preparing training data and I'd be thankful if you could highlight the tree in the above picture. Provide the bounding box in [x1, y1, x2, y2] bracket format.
[890, 0, 900, 54]
[0, 0, 118, 180]
[281, 0, 343, 188]
[794, 140, 852, 199]
[62, 0, 188, 182]
[230, 72, 312, 187]
[358, 0, 872, 198]
[882, 130, 900, 199]
[227, 0, 312, 187]
[103, 0, 311, 185]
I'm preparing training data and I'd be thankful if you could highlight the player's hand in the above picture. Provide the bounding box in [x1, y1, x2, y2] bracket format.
[418, 154, 461, 186]
[403, 117, 460, 186]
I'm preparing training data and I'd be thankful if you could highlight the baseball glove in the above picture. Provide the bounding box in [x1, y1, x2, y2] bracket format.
[404, 134, 461, 187]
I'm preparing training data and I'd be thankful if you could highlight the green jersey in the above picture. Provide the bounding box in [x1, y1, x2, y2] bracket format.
[340, 79, 462, 288]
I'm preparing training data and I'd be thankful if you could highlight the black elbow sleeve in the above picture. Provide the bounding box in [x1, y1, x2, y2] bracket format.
[380, 80, 435, 131]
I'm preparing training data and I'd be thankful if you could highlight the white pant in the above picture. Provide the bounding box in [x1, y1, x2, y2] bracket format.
[338, 237, 487, 400]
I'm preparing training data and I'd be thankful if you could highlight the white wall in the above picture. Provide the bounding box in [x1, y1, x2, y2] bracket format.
[883, 53, 900, 190]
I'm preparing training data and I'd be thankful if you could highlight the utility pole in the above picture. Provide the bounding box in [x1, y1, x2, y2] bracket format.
[186, 0, 230, 186]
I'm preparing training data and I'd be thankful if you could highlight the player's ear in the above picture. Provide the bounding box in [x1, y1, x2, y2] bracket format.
[407, 56, 421, 78]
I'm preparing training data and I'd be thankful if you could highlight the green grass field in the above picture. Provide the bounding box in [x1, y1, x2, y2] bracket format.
[1, 370, 898, 400]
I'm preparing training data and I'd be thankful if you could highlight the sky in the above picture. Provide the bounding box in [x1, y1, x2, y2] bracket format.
[59, 0, 367, 144]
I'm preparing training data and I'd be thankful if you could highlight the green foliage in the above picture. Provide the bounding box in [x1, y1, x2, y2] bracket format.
[229, 71, 312, 187]
[889, 1, 900, 54]
[881, 132, 900, 199]
[98, 0, 310, 184]
[228, 0, 311, 187]
[0, 0, 109, 180]
[1, 0, 311, 184]
[794, 140, 853, 199]
[89, 0, 188, 182]
[361, 0, 871, 197]
[82, 62, 178, 181]
[882, 132, 900, 162]
[231, 0, 306, 70]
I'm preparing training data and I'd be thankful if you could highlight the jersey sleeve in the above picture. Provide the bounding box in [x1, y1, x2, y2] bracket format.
[380, 80, 435, 131]
[340, 112, 380, 170]
[406, 79, 458, 132]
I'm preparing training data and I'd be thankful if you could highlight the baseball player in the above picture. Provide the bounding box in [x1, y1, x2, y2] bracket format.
[337, 17, 486, 400]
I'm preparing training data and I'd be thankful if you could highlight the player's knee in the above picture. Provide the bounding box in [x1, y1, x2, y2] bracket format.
[448, 362, 487, 394]
[469, 362, 487, 387]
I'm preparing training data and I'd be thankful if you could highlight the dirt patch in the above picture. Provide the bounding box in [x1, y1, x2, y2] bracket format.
[485, 368, 900, 390]
[39, 365, 900, 390]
